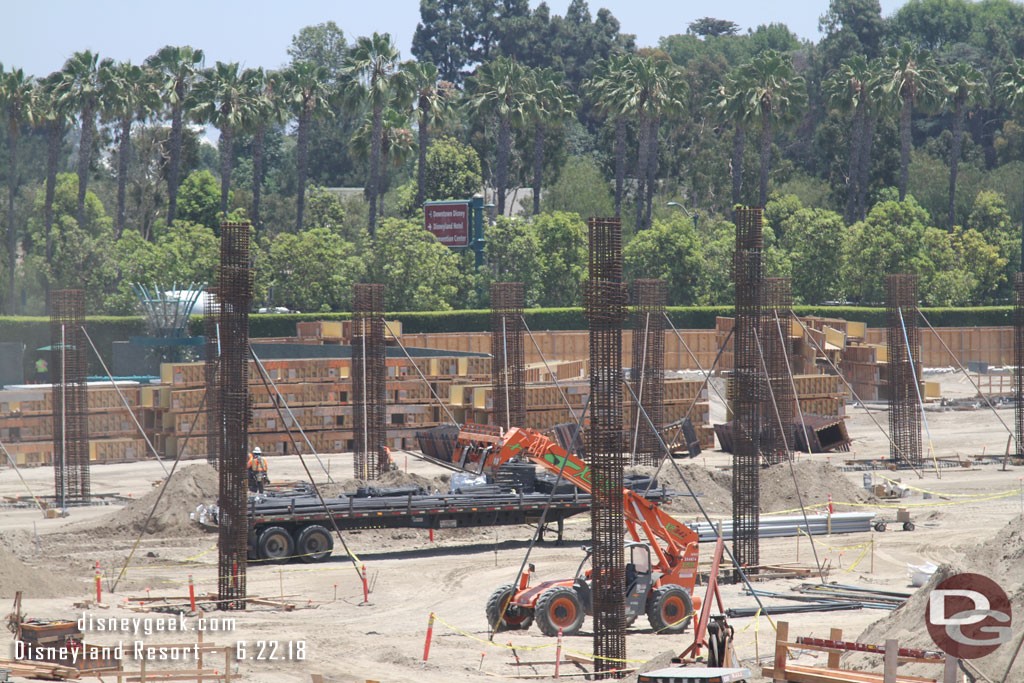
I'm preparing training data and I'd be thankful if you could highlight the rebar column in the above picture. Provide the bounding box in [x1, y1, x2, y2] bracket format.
[886, 274, 922, 467]
[630, 279, 665, 467]
[352, 283, 388, 479]
[204, 286, 221, 469]
[490, 282, 526, 431]
[216, 222, 252, 610]
[732, 207, 764, 575]
[1016, 273, 1024, 460]
[762, 277, 793, 465]
[584, 217, 628, 678]
[50, 289, 89, 506]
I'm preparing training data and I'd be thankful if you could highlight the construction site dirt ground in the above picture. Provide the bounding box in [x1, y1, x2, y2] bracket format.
[1, 370, 1022, 682]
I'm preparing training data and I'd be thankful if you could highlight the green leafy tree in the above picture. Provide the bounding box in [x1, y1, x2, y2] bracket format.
[403, 60, 455, 208]
[884, 43, 942, 202]
[532, 211, 587, 307]
[968, 189, 1019, 288]
[623, 214, 703, 304]
[819, 0, 885, 66]
[303, 186, 350, 237]
[688, 18, 740, 37]
[526, 68, 577, 215]
[265, 227, 365, 312]
[345, 32, 406, 235]
[995, 57, 1024, 262]
[145, 45, 205, 224]
[483, 216, 544, 305]
[288, 22, 348, 78]
[351, 108, 416, 213]
[284, 62, 334, 232]
[365, 217, 466, 310]
[0, 64, 34, 312]
[423, 136, 482, 201]
[775, 205, 847, 303]
[942, 61, 986, 229]
[177, 170, 224, 231]
[468, 57, 532, 217]
[541, 155, 614, 218]
[100, 61, 160, 237]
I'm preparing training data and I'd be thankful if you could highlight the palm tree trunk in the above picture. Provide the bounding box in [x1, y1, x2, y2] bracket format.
[44, 123, 61, 313]
[759, 112, 772, 208]
[844, 105, 865, 225]
[7, 126, 16, 314]
[857, 113, 878, 221]
[368, 104, 384, 235]
[731, 123, 745, 211]
[496, 115, 510, 217]
[636, 113, 649, 232]
[296, 109, 310, 233]
[948, 98, 965, 230]
[76, 99, 96, 228]
[167, 102, 183, 224]
[532, 120, 544, 216]
[614, 117, 625, 218]
[417, 104, 429, 208]
[219, 124, 233, 217]
[899, 97, 912, 202]
[252, 123, 265, 231]
[645, 117, 658, 230]
[116, 117, 131, 238]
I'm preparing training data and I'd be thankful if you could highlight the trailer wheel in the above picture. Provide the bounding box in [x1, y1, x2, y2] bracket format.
[903, 521, 915, 531]
[296, 525, 333, 563]
[874, 522, 887, 532]
[485, 584, 534, 631]
[257, 526, 294, 561]
[647, 586, 693, 634]
[535, 587, 585, 637]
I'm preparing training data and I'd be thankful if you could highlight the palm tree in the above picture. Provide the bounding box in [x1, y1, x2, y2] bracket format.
[526, 68, 577, 215]
[192, 62, 259, 216]
[467, 57, 531, 218]
[351, 108, 416, 216]
[100, 61, 160, 237]
[55, 50, 108, 228]
[586, 54, 632, 219]
[145, 45, 204, 225]
[884, 43, 942, 202]
[33, 73, 71, 311]
[0, 64, 34, 313]
[344, 33, 405, 235]
[736, 50, 806, 208]
[244, 69, 284, 232]
[712, 69, 750, 212]
[996, 57, 1024, 264]
[403, 60, 454, 208]
[284, 62, 334, 233]
[942, 62, 986, 229]
[824, 57, 874, 224]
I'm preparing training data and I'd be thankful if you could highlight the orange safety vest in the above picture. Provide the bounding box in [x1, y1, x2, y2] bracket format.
[248, 453, 267, 472]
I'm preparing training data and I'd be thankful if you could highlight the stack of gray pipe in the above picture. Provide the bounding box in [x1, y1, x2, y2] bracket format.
[690, 512, 875, 542]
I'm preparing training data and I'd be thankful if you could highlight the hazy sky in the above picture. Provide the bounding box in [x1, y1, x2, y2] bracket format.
[9, 0, 910, 77]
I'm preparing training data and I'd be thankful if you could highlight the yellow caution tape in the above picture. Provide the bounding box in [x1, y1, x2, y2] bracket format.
[431, 614, 555, 652]
[874, 473, 1018, 498]
[797, 527, 871, 551]
[843, 542, 872, 573]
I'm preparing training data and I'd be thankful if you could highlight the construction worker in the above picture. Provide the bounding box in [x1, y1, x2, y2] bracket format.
[247, 447, 268, 494]
[35, 357, 48, 384]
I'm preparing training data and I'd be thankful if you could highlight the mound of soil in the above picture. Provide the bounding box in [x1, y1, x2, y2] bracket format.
[759, 460, 873, 513]
[627, 464, 733, 514]
[90, 463, 219, 537]
[0, 542, 83, 599]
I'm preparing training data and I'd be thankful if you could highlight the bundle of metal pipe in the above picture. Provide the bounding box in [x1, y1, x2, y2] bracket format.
[689, 512, 875, 541]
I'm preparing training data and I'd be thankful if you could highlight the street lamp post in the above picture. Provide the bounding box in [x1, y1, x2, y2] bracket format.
[666, 201, 699, 232]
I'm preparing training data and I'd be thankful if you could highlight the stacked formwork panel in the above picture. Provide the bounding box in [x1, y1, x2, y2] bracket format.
[216, 223, 252, 610]
[50, 289, 90, 505]
[762, 278, 793, 465]
[490, 282, 526, 431]
[886, 275, 922, 468]
[584, 218, 628, 678]
[204, 287, 220, 469]
[630, 279, 665, 466]
[731, 207, 764, 575]
[1017, 273, 1024, 460]
[352, 284, 388, 479]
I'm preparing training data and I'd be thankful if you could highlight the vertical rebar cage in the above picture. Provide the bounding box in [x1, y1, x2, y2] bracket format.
[1016, 273, 1024, 459]
[216, 223, 252, 610]
[491, 282, 526, 431]
[352, 283, 387, 479]
[762, 277, 793, 465]
[204, 286, 221, 469]
[886, 274, 922, 467]
[731, 207, 764, 575]
[584, 217, 628, 677]
[630, 279, 665, 467]
[50, 289, 89, 506]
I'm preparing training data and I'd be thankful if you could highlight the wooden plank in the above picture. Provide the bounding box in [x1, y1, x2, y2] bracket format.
[883, 638, 899, 683]
[773, 620, 790, 682]
[762, 664, 939, 683]
[828, 627, 843, 669]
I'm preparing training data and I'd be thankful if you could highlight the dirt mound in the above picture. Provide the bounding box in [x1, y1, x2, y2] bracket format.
[0, 541, 83, 599]
[759, 460, 872, 513]
[965, 515, 1024, 587]
[90, 463, 219, 537]
[627, 464, 732, 514]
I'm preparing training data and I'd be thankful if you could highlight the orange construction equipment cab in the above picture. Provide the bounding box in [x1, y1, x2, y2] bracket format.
[455, 423, 701, 637]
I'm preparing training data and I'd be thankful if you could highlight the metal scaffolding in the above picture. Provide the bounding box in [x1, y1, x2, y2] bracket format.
[630, 279, 665, 467]
[216, 222, 252, 610]
[762, 277, 793, 465]
[352, 283, 388, 480]
[886, 274, 922, 468]
[204, 286, 221, 469]
[50, 289, 89, 506]
[731, 207, 764, 575]
[490, 282, 526, 431]
[1017, 273, 1024, 461]
[584, 217, 628, 678]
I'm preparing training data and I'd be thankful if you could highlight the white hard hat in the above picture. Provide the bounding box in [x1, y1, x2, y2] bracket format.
[252, 447, 262, 455]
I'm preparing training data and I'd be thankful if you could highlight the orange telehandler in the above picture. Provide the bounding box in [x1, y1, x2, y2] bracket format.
[454, 423, 701, 637]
